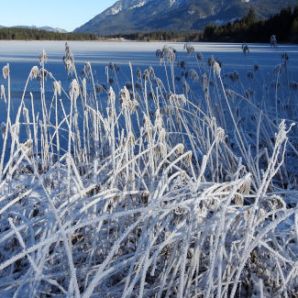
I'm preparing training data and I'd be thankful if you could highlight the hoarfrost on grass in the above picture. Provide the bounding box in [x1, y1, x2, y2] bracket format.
[0, 42, 297, 297]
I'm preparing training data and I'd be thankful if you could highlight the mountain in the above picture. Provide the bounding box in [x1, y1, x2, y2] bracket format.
[0, 25, 67, 33]
[75, 0, 297, 35]
[38, 26, 68, 33]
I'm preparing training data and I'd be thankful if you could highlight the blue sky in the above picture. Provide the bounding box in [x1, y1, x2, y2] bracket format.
[1, 0, 116, 31]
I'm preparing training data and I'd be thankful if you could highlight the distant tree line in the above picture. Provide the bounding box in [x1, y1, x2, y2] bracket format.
[201, 6, 298, 43]
[107, 31, 203, 42]
[0, 27, 98, 40]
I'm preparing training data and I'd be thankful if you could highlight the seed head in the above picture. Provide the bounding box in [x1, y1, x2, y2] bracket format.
[275, 120, 287, 145]
[121, 86, 138, 112]
[169, 93, 187, 106]
[234, 195, 244, 206]
[184, 43, 195, 54]
[216, 128, 225, 142]
[0, 85, 5, 101]
[144, 114, 152, 131]
[53, 81, 62, 96]
[208, 57, 222, 77]
[69, 79, 80, 101]
[64, 58, 74, 74]
[176, 143, 184, 155]
[127, 132, 135, 146]
[21, 139, 33, 156]
[188, 69, 199, 81]
[63, 42, 74, 74]
[213, 61, 221, 77]
[2, 64, 9, 80]
[185, 151, 193, 165]
[108, 87, 116, 105]
[30, 66, 39, 80]
[83, 62, 92, 78]
[161, 46, 176, 64]
[121, 86, 131, 108]
[154, 109, 163, 130]
[159, 143, 167, 158]
[159, 128, 166, 142]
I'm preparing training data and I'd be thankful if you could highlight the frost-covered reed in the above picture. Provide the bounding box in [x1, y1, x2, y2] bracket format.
[0, 43, 297, 297]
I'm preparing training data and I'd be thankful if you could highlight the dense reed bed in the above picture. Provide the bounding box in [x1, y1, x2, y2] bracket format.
[0, 43, 297, 297]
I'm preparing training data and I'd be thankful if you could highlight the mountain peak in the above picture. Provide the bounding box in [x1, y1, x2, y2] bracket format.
[103, 0, 152, 16]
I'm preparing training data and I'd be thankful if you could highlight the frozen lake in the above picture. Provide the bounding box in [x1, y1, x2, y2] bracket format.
[0, 40, 297, 106]
[0, 40, 297, 102]
[0, 40, 297, 159]
[0, 40, 298, 68]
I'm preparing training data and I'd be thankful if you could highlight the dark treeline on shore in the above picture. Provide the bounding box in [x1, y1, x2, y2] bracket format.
[110, 6, 298, 43]
[0, 27, 98, 40]
[201, 6, 298, 43]
[110, 31, 200, 42]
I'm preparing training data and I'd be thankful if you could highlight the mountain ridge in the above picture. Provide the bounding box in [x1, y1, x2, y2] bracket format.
[75, 0, 297, 35]
[0, 25, 67, 33]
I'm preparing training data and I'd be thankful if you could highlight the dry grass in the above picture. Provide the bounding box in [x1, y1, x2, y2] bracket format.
[0, 43, 297, 297]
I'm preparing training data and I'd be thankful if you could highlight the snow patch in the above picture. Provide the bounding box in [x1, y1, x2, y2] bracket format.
[129, 1, 146, 10]
[169, 0, 176, 7]
[104, 2, 123, 16]
[111, 5, 122, 15]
